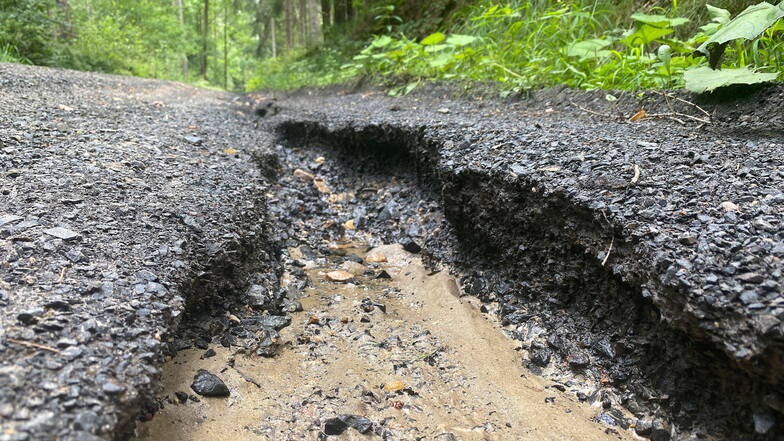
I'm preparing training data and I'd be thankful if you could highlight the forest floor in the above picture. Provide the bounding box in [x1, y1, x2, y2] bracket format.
[1, 62, 783, 441]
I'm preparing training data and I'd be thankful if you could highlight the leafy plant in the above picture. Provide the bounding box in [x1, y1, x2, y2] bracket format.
[685, 2, 784, 93]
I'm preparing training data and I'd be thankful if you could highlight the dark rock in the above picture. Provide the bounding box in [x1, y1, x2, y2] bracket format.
[650, 420, 672, 441]
[753, 411, 776, 434]
[568, 354, 589, 369]
[323, 415, 373, 435]
[324, 418, 348, 435]
[202, 348, 217, 359]
[17, 310, 40, 325]
[531, 348, 551, 367]
[190, 369, 230, 397]
[634, 419, 653, 436]
[376, 270, 392, 279]
[400, 237, 421, 253]
[174, 391, 188, 404]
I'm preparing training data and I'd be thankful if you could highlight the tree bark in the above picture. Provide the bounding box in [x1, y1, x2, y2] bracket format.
[321, 0, 330, 29]
[202, 0, 209, 80]
[299, 0, 308, 46]
[346, 0, 353, 20]
[176, 0, 188, 78]
[310, 0, 323, 44]
[285, 0, 293, 51]
[271, 17, 277, 58]
[223, 0, 228, 89]
[334, 0, 346, 24]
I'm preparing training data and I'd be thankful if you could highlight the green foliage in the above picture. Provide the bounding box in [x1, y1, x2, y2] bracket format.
[341, 1, 784, 94]
[247, 47, 354, 91]
[684, 65, 778, 92]
[686, 2, 784, 92]
[0, 0, 65, 65]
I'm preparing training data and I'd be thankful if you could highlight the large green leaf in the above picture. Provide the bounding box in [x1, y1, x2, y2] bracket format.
[696, 2, 784, 66]
[622, 24, 673, 46]
[566, 38, 614, 59]
[684, 66, 778, 93]
[446, 34, 478, 46]
[630, 13, 689, 27]
[421, 32, 446, 46]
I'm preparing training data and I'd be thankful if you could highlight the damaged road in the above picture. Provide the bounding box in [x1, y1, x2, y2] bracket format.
[1, 61, 783, 441]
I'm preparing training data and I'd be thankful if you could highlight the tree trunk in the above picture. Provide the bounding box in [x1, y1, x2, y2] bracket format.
[271, 17, 277, 58]
[346, 0, 353, 20]
[285, 0, 293, 51]
[310, 0, 323, 45]
[223, 0, 228, 89]
[202, 0, 209, 80]
[334, 0, 346, 24]
[321, 0, 330, 29]
[176, 0, 188, 78]
[299, 0, 308, 46]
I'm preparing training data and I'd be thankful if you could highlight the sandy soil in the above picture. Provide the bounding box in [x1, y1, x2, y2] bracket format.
[137, 245, 632, 440]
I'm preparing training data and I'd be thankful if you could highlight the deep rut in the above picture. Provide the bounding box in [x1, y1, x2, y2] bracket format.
[134, 141, 635, 440]
[137, 243, 632, 440]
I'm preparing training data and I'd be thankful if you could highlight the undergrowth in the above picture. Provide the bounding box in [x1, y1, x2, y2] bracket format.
[252, 1, 784, 94]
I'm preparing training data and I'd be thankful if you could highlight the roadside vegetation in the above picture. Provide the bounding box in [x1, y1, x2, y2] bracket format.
[1, 1, 783, 94]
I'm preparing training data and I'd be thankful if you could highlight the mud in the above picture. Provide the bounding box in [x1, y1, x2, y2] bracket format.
[138, 245, 631, 440]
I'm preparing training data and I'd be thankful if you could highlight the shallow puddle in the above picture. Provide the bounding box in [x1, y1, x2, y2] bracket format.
[136, 244, 633, 440]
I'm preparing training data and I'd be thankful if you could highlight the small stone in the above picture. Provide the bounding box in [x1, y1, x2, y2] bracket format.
[531, 348, 551, 367]
[383, 381, 406, 392]
[0, 215, 23, 227]
[400, 237, 421, 253]
[174, 391, 188, 404]
[650, 420, 671, 441]
[102, 382, 125, 395]
[737, 273, 764, 284]
[376, 270, 392, 279]
[43, 227, 80, 241]
[365, 252, 387, 263]
[326, 270, 354, 282]
[293, 168, 315, 181]
[740, 291, 759, 305]
[202, 348, 217, 359]
[324, 417, 349, 435]
[183, 136, 203, 145]
[190, 369, 230, 397]
[568, 354, 589, 369]
[720, 201, 739, 212]
[17, 311, 40, 325]
[634, 419, 653, 436]
[753, 411, 776, 434]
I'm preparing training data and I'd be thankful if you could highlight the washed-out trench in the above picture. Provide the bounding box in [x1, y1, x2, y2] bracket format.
[133, 121, 777, 441]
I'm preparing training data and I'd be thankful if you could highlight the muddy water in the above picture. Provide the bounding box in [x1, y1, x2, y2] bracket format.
[136, 244, 633, 440]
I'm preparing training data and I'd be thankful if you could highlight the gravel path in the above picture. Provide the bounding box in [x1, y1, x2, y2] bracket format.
[0, 63, 277, 441]
[2, 62, 783, 440]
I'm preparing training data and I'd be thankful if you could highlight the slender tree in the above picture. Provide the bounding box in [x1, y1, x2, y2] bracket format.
[299, 0, 307, 46]
[223, 0, 228, 88]
[176, 0, 187, 78]
[334, 0, 345, 24]
[285, 0, 293, 51]
[202, 0, 209, 80]
[320, 0, 330, 30]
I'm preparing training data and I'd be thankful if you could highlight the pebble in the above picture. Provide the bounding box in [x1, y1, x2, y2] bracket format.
[190, 369, 230, 397]
[43, 227, 80, 241]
